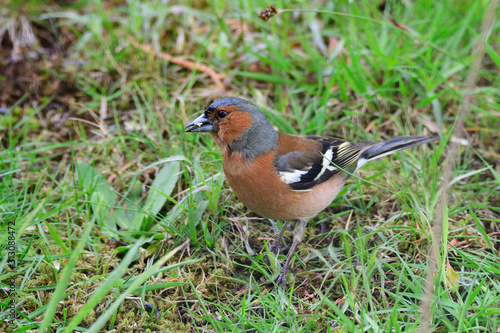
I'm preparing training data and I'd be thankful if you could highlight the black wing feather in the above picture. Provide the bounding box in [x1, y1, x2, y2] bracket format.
[275, 136, 375, 191]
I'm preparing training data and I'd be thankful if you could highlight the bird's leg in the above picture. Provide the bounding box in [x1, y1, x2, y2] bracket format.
[269, 221, 288, 256]
[273, 240, 299, 287]
[265, 221, 288, 266]
[319, 221, 329, 235]
[273, 219, 308, 288]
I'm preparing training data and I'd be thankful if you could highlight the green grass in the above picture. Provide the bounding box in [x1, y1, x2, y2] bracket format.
[1, 0, 499, 331]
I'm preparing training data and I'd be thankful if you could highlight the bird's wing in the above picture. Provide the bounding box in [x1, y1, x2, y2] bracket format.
[274, 135, 376, 191]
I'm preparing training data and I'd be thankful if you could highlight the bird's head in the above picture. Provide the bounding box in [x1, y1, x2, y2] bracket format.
[185, 98, 278, 157]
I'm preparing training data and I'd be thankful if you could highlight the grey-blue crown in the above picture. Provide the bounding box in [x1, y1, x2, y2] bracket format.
[207, 97, 255, 111]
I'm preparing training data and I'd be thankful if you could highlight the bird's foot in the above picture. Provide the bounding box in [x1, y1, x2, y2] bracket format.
[274, 265, 290, 288]
[265, 221, 289, 263]
[264, 243, 291, 266]
[264, 253, 272, 267]
[264, 240, 280, 265]
[264, 249, 278, 267]
[265, 263, 291, 289]
[264, 234, 286, 266]
[269, 242, 280, 256]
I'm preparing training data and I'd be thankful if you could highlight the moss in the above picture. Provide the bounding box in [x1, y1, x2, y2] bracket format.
[28, 118, 41, 131]
[1, 115, 17, 127]
[111, 301, 190, 332]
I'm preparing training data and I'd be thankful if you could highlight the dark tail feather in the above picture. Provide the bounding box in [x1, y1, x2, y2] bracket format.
[360, 135, 440, 162]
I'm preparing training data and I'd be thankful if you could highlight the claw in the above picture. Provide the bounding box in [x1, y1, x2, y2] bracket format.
[265, 244, 297, 289]
[274, 263, 291, 288]
[269, 242, 280, 256]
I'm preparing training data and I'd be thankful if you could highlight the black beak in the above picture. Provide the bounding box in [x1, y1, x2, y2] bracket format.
[184, 113, 214, 132]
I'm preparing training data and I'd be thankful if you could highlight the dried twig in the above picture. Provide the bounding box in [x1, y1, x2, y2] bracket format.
[129, 39, 227, 92]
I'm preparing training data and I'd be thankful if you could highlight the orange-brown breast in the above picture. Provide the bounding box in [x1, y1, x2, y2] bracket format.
[222, 148, 346, 221]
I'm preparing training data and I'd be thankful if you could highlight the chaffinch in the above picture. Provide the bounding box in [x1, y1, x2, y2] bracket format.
[185, 97, 439, 287]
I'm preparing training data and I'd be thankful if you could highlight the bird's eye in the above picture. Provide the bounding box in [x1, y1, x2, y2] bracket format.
[217, 110, 228, 118]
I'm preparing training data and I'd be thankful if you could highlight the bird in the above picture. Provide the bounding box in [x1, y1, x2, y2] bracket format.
[185, 97, 439, 287]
